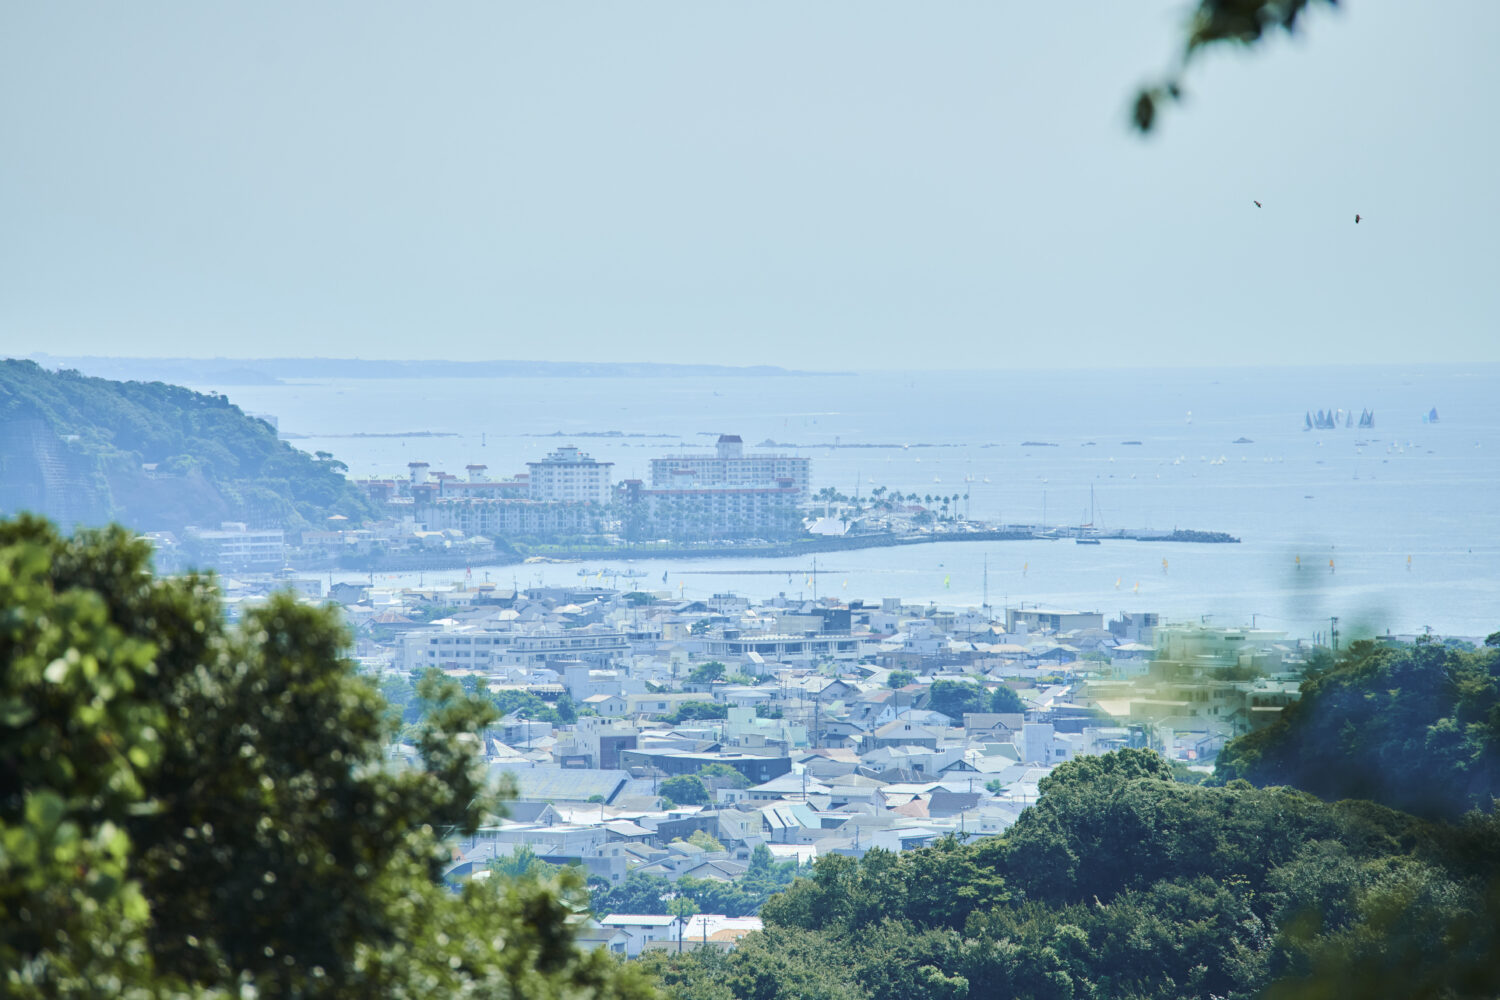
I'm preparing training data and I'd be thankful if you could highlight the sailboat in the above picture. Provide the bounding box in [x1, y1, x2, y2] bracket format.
[1076, 486, 1102, 544]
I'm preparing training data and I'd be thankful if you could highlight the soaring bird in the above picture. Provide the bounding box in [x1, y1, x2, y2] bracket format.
[1355, 214, 1362, 223]
[1253, 200, 1262, 208]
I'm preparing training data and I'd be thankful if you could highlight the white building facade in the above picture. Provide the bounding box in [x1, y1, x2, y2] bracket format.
[526, 447, 614, 504]
[649, 435, 810, 499]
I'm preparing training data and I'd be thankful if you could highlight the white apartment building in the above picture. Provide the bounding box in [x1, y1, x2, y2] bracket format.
[526, 447, 614, 504]
[399, 625, 629, 669]
[618, 479, 803, 541]
[186, 523, 286, 567]
[649, 435, 810, 498]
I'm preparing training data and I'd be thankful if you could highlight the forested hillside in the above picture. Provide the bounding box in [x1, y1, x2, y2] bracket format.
[1215, 635, 1500, 820]
[642, 750, 1500, 1000]
[0, 360, 376, 531]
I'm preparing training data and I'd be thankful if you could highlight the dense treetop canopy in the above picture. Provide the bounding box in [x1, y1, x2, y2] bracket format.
[656, 747, 1500, 1000]
[1215, 636, 1500, 820]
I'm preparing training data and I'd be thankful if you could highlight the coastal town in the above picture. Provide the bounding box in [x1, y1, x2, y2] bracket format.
[227, 567, 1320, 956]
[164, 433, 1236, 572]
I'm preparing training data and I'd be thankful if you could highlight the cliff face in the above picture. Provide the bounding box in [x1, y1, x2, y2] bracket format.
[0, 411, 114, 529]
[102, 459, 235, 532]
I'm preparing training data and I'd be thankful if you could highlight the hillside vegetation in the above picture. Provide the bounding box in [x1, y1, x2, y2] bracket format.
[1216, 635, 1500, 820]
[0, 360, 375, 531]
[644, 751, 1500, 1000]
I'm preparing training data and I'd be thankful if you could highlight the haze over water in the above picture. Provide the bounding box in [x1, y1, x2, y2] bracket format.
[208, 363, 1499, 639]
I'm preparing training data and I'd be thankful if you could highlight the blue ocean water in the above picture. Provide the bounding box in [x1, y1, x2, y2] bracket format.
[206, 365, 1500, 639]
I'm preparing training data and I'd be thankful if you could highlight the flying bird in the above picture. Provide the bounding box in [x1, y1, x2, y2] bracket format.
[1355, 214, 1362, 224]
[1253, 200, 1262, 208]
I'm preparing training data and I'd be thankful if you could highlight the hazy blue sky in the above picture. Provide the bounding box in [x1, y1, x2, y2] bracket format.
[2, 2, 1496, 370]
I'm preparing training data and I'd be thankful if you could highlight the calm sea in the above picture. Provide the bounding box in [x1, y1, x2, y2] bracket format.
[202, 365, 1500, 640]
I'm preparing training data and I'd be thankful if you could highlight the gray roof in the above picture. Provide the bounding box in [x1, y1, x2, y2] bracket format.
[490, 765, 629, 804]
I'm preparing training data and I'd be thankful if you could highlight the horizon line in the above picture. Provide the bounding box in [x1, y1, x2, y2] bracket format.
[18, 353, 1500, 376]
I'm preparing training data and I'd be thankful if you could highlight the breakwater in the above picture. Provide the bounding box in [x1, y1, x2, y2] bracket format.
[312, 525, 1238, 575]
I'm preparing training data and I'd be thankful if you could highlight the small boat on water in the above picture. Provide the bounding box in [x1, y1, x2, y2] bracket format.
[1075, 486, 1102, 543]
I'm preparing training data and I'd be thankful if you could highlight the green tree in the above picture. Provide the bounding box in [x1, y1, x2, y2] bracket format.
[686, 829, 725, 852]
[989, 685, 1025, 714]
[590, 870, 672, 916]
[888, 670, 917, 689]
[696, 763, 750, 790]
[689, 661, 727, 684]
[927, 679, 988, 720]
[489, 843, 561, 881]
[0, 515, 656, 1000]
[659, 775, 711, 806]
[664, 701, 728, 724]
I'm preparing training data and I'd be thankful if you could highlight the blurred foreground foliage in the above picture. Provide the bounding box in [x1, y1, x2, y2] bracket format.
[0, 515, 655, 999]
[1134, 0, 1339, 132]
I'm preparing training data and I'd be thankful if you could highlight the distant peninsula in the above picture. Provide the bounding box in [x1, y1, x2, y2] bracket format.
[0, 360, 377, 533]
[25, 355, 847, 385]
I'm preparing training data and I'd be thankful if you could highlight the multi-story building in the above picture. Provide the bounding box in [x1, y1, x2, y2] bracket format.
[418, 497, 598, 538]
[437, 465, 530, 500]
[399, 625, 630, 670]
[1005, 607, 1105, 633]
[698, 630, 867, 662]
[527, 446, 614, 505]
[617, 479, 802, 542]
[649, 435, 810, 498]
[185, 522, 286, 568]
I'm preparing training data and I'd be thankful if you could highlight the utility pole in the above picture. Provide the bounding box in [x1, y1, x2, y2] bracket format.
[983, 553, 989, 621]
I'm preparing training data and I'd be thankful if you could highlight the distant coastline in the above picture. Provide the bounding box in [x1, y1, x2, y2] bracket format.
[280, 431, 461, 439]
[25, 355, 851, 385]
